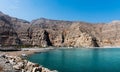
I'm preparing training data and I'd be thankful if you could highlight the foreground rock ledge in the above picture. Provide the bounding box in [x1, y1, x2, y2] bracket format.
[0, 54, 57, 72]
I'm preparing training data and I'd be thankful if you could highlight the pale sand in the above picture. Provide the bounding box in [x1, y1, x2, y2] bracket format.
[1, 46, 120, 56]
[0, 48, 54, 56]
[2, 50, 39, 56]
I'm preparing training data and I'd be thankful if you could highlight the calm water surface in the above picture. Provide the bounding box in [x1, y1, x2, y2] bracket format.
[27, 48, 120, 72]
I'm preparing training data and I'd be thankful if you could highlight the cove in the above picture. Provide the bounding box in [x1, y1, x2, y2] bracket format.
[27, 48, 120, 72]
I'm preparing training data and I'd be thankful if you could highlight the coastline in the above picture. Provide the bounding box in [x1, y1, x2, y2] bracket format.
[0, 47, 54, 57]
[1, 46, 120, 72]
[0, 47, 57, 72]
[1, 46, 120, 57]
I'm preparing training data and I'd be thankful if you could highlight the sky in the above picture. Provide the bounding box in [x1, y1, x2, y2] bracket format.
[0, 0, 120, 23]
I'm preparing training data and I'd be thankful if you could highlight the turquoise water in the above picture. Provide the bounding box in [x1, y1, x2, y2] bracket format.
[27, 48, 120, 72]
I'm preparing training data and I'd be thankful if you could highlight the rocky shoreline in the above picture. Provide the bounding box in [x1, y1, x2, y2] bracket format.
[1, 47, 120, 72]
[0, 54, 57, 72]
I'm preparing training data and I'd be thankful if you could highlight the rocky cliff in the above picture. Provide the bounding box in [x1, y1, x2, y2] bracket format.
[0, 11, 120, 47]
[0, 12, 21, 45]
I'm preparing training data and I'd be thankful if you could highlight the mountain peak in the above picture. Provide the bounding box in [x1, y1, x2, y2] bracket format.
[111, 20, 120, 24]
[39, 17, 47, 20]
[0, 11, 3, 13]
[0, 11, 4, 15]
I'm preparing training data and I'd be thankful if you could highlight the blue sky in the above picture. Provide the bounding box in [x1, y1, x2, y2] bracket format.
[0, 0, 120, 23]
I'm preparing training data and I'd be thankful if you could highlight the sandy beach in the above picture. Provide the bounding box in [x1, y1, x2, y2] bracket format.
[1, 46, 120, 57]
[0, 47, 54, 56]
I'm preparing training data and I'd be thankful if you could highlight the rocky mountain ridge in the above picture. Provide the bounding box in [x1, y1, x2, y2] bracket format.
[0, 11, 120, 47]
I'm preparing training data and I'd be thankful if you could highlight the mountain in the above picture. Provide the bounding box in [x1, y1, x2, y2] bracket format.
[0, 11, 120, 47]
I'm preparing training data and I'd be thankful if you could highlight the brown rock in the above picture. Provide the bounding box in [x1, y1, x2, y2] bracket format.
[1, 11, 120, 47]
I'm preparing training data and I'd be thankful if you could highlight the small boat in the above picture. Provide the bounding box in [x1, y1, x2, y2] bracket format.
[21, 54, 27, 57]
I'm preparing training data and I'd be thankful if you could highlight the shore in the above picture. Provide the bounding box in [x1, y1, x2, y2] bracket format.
[0, 47, 54, 56]
[1, 46, 120, 57]
[1, 46, 120, 72]
[0, 47, 57, 72]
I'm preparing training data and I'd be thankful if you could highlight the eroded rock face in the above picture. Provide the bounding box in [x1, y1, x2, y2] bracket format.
[1, 11, 120, 47]
[28, 28, 52, 47]
[63, 22, 98, 47]
[99, 21, 120, 46]
[0, 12, 21, 45]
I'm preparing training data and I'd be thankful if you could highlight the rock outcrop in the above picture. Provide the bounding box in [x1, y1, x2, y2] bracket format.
[1, 11, 120, 47]
[0, 54, 57, 72]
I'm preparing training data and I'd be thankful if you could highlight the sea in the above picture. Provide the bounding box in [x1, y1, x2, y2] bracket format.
[27, 48, 120, 72]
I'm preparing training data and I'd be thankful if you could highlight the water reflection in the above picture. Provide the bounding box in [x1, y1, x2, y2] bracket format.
[91, 49, 100, 72]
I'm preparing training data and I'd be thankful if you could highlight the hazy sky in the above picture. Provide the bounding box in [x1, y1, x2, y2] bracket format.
[0, 0, 120, 23]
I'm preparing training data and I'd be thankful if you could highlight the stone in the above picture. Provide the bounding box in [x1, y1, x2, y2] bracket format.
[0, 55, 54, 72]
[13, 65, 20, 70]
[13, 62, 24, 70]
[0, 54, 6, 58]
[32, 67, 42, 72]
[9, 59, 16, 65]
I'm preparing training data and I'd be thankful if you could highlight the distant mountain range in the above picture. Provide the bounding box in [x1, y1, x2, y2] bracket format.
[0, 11, 120, 47]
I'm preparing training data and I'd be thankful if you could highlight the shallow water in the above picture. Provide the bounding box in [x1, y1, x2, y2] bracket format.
[27, 48, 120, 72]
